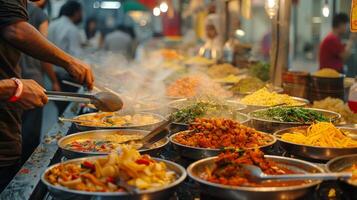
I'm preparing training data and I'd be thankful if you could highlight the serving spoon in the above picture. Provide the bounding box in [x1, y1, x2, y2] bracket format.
[241, 164, 352, 181]
[46, 91, 124, 112]
[119, 118, 173, 149]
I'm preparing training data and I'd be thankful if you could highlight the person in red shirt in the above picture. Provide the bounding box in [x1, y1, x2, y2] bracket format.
[319, 13, 356, 73]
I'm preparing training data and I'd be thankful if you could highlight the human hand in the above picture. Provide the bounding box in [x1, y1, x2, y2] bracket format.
[17, 79, 48, 110]
[65, 58, 94, 90]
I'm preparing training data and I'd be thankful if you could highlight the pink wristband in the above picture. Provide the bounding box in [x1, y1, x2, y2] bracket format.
[8, 78, 23, 102]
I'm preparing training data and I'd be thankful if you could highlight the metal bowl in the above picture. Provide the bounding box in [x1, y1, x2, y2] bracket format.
[274, 126, 357, 160]
[73, 112, 165, 131]
[187, 155, 323, 200]
[41, 157, 187, 200]
[232, 85, 284, 99]
[169, 112, 251, 134]
[248, 108, 341, 133]
[168, 98, 247, 111]
[240, 97, 310, 114]
[326, 154, 357, 187]
[169, 130, 276, 160]
[58, 129, 169, 159]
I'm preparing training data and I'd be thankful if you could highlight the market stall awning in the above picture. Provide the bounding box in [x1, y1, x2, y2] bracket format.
[138, 0, 156, 9]
[122, 0, 148, 12]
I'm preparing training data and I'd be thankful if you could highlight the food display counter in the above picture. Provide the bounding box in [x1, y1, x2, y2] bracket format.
[1, 49, 357, 200]
[1, 99, 356, 200]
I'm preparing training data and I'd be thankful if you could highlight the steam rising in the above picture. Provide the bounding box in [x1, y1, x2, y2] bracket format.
[81, 50, 234, 117]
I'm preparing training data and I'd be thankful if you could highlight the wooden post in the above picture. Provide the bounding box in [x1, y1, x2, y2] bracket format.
[270, 0, 292, 86]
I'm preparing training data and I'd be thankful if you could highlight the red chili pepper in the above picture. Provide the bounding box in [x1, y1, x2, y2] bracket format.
[71, 174, 79, 180]
[82, 161, 95, 170]
[106, 177, 115, 183]
[135, 158, 151, 165]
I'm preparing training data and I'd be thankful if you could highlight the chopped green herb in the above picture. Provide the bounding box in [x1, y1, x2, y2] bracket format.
[252, 107, 329, 123]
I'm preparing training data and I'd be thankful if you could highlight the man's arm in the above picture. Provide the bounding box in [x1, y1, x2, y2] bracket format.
[339, 34, 357, 61]
[38, 20, 60, 91]
[0, 79, 47, 109]
[0, 21, 94, 89]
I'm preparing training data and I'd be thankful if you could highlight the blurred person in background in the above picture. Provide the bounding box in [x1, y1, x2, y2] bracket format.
[48, 0, 84, 115]
[104, 25, 136, 59]
[319, 13, 357, 73]
[19, 0, 61, 162]
[0, 0, 93, 192]
[198, 14, 223, 59]
[81, 17, 103, 50]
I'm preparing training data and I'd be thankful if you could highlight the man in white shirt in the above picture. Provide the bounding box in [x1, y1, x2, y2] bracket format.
[48, 1, 82, 57]
[48, 0, 84, 114]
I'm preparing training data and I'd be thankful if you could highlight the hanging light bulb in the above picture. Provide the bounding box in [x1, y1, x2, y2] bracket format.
[153, 7, 161, 16]
[265, 0, 279, 19]
[322, 0, 330, 18]
[159, 2, 169, 13]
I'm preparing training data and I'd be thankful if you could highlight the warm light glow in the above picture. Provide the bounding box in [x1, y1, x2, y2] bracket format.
[265, 0, 278, 19]
[100, 1, 121, 9]
[159, 2, 169, 13]
[322, 4, 330, 17]
[267, 0, 277, 8]
[235, 29, 245, 37]
[153, 7, 161, 16]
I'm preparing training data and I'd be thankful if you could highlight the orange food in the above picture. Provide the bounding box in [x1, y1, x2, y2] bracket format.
[173, 118, 272, 149]
[166, 75, 232, 98]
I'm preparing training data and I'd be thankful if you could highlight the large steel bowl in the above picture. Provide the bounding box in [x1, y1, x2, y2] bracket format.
[170, 130, 276, 160]
[73, 112, 165, 131]
[58, 129, 169, 159]
[169, 112, 251, 134]
[248, 108, 341, 133]
[274, 126, 357, 160]
[187, 155, 323, 200]
[41, 157, 187, 200]
[240, 97, 310, 114]
[326, 154, 357, 188]
[168, 98, 247, 111]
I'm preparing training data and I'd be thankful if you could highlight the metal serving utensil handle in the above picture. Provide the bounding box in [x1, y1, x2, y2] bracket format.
[47, 95, 91, 103]
[262, 172, 352, 181]
[45, 91, 95, 99]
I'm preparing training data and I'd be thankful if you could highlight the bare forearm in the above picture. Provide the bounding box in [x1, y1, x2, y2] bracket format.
[0, 21, 74, 70]
[42, 62, 58, 83]
[0, 79, 16, 101]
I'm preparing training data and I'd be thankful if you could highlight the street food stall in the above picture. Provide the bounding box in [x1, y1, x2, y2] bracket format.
[1, 0, 357, 200]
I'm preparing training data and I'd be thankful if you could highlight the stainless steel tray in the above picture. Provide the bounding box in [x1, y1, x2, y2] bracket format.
[41, 157, 187, 200]
[58, 129, 169, 159]
[187, 155, 323, 200]
[169, 130, 276, 160]
[274, 126, 357, 160]
[240, 97, 310, 114]
[168, 98, 247, 112]
[73, 112, 165, 131]
[249, 108, 341, 133]
[326, 154, 357, 187]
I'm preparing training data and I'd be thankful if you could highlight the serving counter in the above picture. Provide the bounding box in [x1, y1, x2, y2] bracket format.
[0, 103, 355, 200]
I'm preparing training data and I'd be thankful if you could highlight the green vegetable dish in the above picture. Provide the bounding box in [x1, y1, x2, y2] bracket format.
[252, 107, 329, 123]
[171, 102, 236, 124]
